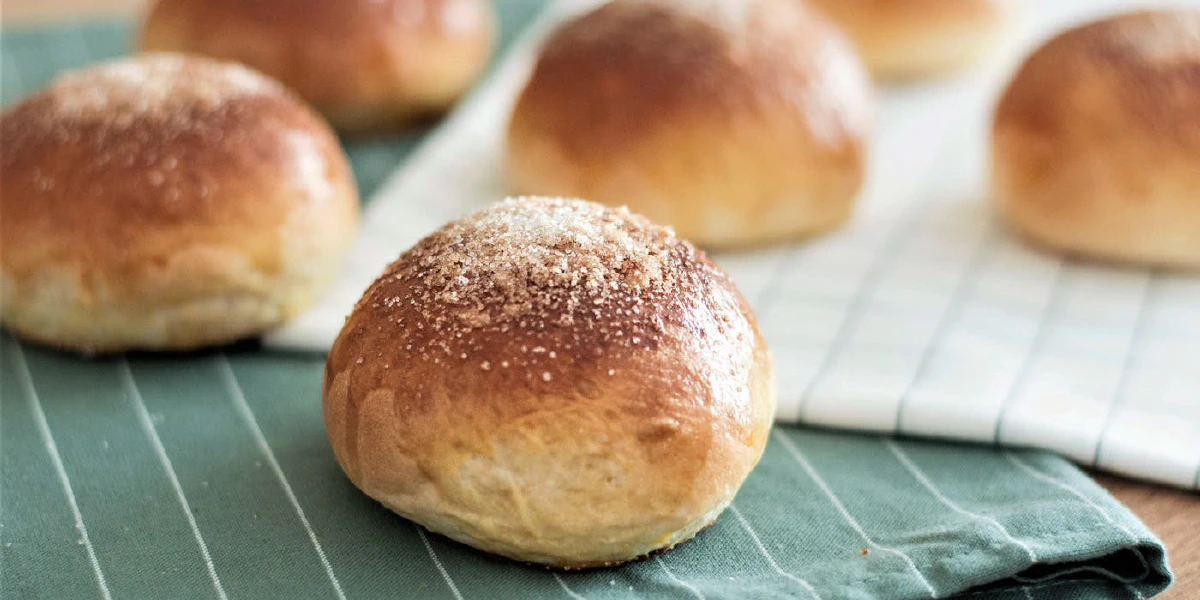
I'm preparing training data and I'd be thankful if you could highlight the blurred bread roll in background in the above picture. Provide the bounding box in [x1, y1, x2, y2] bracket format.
[0, 54, 360, 353]
[806, 0, 1014, 79]
[992, 9, 1200, 269]
[140, 0, 496, 133]
[506, 0, 871, 249]
[324, 197, 774, 568]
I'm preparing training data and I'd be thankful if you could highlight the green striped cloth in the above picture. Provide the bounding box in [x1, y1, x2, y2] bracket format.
[0, 5, 1173, 599]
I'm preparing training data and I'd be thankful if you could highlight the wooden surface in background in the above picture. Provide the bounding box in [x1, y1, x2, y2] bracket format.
[3, 0, 1197, 598]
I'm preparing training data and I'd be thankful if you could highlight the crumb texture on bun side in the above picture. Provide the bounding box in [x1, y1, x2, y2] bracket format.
[323, 197, 775, 568]
[993, 10, 1200, 268]
[0, 54, 360, 352]
[807, 0, 1014, 78]
[507, 0, 871, 248]
[140, 0, 496, 133]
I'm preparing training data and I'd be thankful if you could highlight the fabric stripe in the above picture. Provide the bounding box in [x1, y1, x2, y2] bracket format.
[654, 556, 706, 600]
[993, 263, 1069, 444]
[216, 355, 346, 600]
[1003, 454, 1143, 548]
[120, 360, 229, 600]
[226, 354, 470, 598]
[894, 228, 998, 433]
[12, 343, 113, 600]
[772, 430, 938, 598]
[128, 354, 347, 597]
[554, 573, 588, 600]
[729, 439, 902, 597]
[417, 526, 465, 600]
[794, 92, 973, 424]
[727, 505, 821, 600]
[1, 341, 109, 599]
[13, 343, 227, 598]
[1091, 274, 1158, 468]
[884, 438, 1037, 563]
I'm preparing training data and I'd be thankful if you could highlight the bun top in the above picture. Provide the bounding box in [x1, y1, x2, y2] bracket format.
[996, 9, 1200, 146]
[146, 0, 486, 38]
[3, 53, 282, 144]
[516, 0, 868, 159]
[337, 197, 758, 382]
[0, 53, 352, 286]
[139, 0, 496, 132]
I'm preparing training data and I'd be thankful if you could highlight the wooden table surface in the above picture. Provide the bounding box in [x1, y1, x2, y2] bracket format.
[3, 1, 1197, 597]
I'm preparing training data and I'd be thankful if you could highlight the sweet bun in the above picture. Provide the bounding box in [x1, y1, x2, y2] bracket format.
[140, 0, 496, 133]
[323, 197, 774, 568]
[992, 9, 1200, 268]
[506, 0, 871, 248]
[0, 53, 359, 353]
[807, 0, 1014, 79]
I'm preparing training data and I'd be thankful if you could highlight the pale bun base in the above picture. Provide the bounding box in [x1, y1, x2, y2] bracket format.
[808, 0, 1013, 79]
[323, 335, 775, 568]
[1, 245, 341, 354]
[507, 119, 859, 250]
[993, 149, 1200, 270]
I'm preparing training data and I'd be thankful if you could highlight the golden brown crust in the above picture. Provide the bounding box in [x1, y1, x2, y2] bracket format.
[992, 9, 1200, 268]
[506, 0, 870, 248]
[140, 0, 496, 133]
[0, 54, 360, 352]
[807, 0, 1014, 78]
[323, 197, 774, 567]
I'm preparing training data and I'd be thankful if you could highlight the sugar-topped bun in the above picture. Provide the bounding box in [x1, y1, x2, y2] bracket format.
[0, 54, 359, 353]
[506, 0, 871, 248]
[993, 10, 1200, 268]
[807, 0, 1014, 79]
[323, 197, 774, 568]
[140, 0, 496, 133]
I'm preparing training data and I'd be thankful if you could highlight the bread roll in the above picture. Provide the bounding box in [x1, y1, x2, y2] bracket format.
[506, 0, 871, 249]
[0, 54, 360, 353]
[140, 0, 496, 133]
[807, 0, 1014, 79]
[323, 197, 774, 568]
[992, 9, 1200, 268]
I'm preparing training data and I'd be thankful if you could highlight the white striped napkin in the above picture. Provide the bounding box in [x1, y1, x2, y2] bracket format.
[266, 0, 1200, 490]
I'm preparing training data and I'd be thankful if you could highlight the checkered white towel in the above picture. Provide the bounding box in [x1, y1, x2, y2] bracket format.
[267, 0, 1200, 489]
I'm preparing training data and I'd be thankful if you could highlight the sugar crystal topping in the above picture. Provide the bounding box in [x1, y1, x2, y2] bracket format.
[1, 52, 293, 187]
[396, 196, 690, 326]
[410, 197, 679, 317]
[47, 53, 279, 121]
[356, 197, 733, 369]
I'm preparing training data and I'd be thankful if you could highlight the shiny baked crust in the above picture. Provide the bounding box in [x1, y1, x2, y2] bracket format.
[807, 0, 1014, 79]
[506, 0, 871, 248]
[140, 0, 496, 133]
[992, 9, 1200, 268]
[323, 197, 775, 568]
[0, 54, 360, 352]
